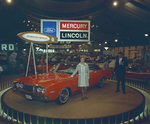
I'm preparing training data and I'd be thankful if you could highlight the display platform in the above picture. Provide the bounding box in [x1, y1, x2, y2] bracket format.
[1, 81, 145, 123]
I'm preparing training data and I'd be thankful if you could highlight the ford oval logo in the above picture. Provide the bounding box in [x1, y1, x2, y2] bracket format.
[44, 28, 56, 33]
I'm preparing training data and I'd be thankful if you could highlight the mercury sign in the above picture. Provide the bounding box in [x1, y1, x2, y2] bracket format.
[41, 20, 90, 42]
[0, 44, 16, 51]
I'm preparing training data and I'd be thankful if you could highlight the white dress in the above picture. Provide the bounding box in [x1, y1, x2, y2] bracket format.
[71, 63, 89, 87]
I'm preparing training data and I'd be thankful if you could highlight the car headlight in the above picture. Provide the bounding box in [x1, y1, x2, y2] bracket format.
[20, 83, 24, 89]
[36, 87, 45, 94]
[16, 83, 20, 88]
[13, 82, 24, 89]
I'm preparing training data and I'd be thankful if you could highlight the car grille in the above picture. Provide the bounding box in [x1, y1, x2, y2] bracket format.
[23, 84, 34, 92]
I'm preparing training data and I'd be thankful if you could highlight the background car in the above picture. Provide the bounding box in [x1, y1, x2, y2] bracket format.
[125, 64, 150, 85]
[99, 59, 116, 69]
[12, 63, 113, 104]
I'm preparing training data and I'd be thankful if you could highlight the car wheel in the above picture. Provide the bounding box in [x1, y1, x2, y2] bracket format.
[97, 77, 105, 88]
[56, 88, 70, 105]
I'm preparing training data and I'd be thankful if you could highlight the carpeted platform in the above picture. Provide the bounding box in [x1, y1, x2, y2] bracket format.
[2, 81, 144, 119]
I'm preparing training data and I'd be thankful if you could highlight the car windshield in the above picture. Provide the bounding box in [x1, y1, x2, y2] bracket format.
[57, 65, 76, 74]
[50, 63, 101, 74]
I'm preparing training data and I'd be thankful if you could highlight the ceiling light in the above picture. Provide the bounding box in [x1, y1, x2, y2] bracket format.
[104, 47, 109, 50]
[91, 25, 94, 28]
[6, 0, 12, 3]
[105, 41, 107, 44]
[113, 1, 118, 6]
[145, 34, 148, 37]
[115, 39, 118, 42]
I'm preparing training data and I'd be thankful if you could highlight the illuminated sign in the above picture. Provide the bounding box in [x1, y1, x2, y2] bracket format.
[60, 32, 88, 40]
[60, 22, 89, 30]
[0, 44, 16, 51]
[17, 31, 58, 44]
[41, 20, 58, 37]
[41, 20, 90, 42]
[49, 45, 71, 49]
[59, 20, 90, 41]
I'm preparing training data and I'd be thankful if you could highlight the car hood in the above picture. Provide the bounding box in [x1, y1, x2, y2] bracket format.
[14, 72, 70, 87]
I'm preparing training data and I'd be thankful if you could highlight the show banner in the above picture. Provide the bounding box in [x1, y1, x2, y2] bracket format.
[17, 31, 58, 44]
[41, 20, 90, 42]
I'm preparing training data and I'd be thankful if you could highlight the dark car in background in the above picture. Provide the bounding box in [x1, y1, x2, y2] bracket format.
[125, 64, 150, 85]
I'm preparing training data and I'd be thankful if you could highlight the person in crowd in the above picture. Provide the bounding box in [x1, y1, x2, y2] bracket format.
[114, 52, 128, 94]
[103, 61, 109, 69]
[71, 55, 89, 100]
[39, 56, 44, 65]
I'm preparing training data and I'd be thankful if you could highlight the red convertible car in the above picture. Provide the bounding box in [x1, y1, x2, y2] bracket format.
[12, 63, 113, 104]
[125, 64, 150, 84]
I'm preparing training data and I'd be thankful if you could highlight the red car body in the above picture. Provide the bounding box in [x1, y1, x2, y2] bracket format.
[12, 63, 113, 104]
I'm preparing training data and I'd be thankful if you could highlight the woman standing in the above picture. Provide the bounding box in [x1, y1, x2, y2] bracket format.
[71, 55, 89, 100]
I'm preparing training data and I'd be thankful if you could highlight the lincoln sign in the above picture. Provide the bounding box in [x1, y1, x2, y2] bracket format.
[41, 20, 90, 42]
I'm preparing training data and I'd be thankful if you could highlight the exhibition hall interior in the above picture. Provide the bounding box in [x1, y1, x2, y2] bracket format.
[0, 0, 150, 124]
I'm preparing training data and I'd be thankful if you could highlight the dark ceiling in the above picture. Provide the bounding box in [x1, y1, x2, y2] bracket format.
[0, 0, 150, 47]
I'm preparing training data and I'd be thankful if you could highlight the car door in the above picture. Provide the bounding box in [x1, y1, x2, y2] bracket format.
[89, 66, 101, 86]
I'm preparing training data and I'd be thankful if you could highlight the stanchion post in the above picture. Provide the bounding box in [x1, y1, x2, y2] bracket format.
[85, 119, 87, 124]
[115, 115, 117, 124]
[0, 108, 3, 117]
[37, 116, 39, 124]
[108, 116, 110, 124]
[127, 112, 130, 124]
[68, 119, 71, 124]
[0, 82, 2, 91]
[132, 111, 135, 123]
[92, 118, 95, 124]
[11, 109, 14, 122]
[29, 115, 32, 124]
[52, 118, 54, 124]
[101, 117, 103, 124]
[44, 117, 46, 124]
[17, 111, 20, 123]
[121, 113, 124, 124]
[77, 118, 79, 124]
[59, 119, 62, 124]
[23, 113, 26, 124]
[6, 108, 9, 121]
[146, 106, 149, 118]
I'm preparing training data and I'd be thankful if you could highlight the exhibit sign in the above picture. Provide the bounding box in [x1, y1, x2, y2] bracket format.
[0, 43, 16, 51]
[41, 20, 58, 37]
[41, 20, 90, 42]
[59, 20, 90, 41]
[49, 45, 71, 49]
[17, 31, 58, 44]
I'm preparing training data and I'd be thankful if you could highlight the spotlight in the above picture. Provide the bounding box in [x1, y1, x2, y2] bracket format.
[113, 1, 118, 6]
[6, 0, 12, 3]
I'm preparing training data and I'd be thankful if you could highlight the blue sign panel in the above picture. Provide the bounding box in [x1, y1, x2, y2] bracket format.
[41, 20, 57, 37]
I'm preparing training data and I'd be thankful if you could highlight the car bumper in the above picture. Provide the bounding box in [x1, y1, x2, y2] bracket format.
[12, 88, 50, 102]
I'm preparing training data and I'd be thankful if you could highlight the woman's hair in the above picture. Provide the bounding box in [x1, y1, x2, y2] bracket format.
[80, 55, 86, 59]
